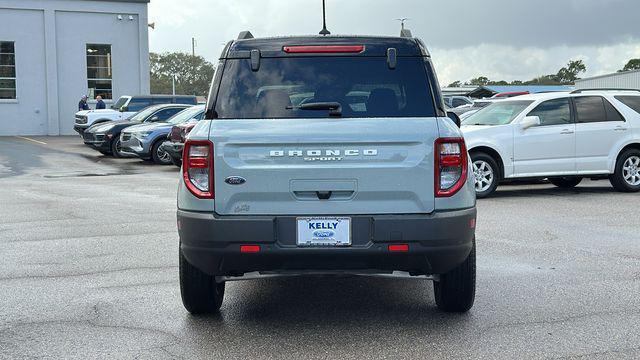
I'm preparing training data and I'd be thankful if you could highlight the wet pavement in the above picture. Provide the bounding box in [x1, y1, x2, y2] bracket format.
[0, 136, 639, 359]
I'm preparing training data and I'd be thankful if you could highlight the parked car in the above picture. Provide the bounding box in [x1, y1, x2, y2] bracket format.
[462, 89, 640, 197]
[74, 95, 197, 134]
[443, 95, 473, 108]
[162, 121, 200, 167]
[491, 91, 529, 98]
[120, 105, 205, 164]
[454, 98, 503, 118]
[82, 104, 192, 157]
[177, 32, 477, 314]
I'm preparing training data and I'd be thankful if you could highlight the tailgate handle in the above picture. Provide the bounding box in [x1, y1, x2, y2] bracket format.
[316, 191, 332, 200]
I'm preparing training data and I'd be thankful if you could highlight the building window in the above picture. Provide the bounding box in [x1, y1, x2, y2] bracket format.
[0, 41, 16, 100]
[86, 44, 112, 99]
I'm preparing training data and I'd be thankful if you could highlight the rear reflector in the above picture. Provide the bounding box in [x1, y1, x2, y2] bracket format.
[388, 244, 409, 252]
[283, 45, 364, 54]
[240, 245, 261, 253]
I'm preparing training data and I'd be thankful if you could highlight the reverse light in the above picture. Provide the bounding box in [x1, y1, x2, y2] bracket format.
[183, 140, 214, 199]
[435, 138, 468, 197]
[283, 45, 364, 53]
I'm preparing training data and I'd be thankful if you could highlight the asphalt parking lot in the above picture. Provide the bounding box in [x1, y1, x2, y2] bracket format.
[1, 136, 639, 359]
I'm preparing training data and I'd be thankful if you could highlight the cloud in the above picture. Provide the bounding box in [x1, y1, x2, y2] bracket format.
[147, 0, 640, 85]
[432, 41, 640, 85]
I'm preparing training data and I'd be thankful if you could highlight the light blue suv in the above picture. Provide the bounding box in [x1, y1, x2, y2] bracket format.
[120, 105, 205, 164]
[177, 33, 477, 315]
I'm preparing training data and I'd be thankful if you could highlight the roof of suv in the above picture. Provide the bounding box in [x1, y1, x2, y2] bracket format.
[507, 90, 640, 103]
[225, 35, 426, 58]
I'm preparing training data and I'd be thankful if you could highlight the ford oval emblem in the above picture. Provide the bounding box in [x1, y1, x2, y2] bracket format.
[225, 176, 246, 185]
[313, 230, 335, 238]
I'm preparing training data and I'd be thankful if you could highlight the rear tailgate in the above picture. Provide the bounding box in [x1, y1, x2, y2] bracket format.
[211, 118, 437, 215]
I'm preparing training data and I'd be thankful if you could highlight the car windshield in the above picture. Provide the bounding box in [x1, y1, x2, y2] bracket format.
[462, 100, 533, 126]
[111, 96, 129, 110]
[128, 106, 160, 122]
[167, 106, 204, 125]
[214, 57, 436, 119]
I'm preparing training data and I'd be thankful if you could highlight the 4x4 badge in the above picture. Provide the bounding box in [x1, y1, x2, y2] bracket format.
[225, 176, 246, 185]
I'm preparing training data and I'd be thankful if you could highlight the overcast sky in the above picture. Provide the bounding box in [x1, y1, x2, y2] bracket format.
[148, 0, 640, 85]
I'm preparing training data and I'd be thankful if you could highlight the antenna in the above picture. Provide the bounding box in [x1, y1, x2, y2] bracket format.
[319, 0, 330, 35]
[395, 18, 410, 31]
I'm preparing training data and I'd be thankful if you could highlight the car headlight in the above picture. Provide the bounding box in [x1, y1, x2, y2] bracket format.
[133, 131, 152, 139]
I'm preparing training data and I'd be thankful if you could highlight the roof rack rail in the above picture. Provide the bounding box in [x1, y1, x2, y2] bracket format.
[570, 88, 640, 94]
[237, 31, 254, 40]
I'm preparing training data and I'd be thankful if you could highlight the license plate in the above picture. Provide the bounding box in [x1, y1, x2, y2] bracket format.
[296, 217, 351, 247]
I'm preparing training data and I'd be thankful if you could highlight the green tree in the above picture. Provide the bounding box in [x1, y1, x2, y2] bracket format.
[524, 75, 562, 85]
[619, 59, 640, 72]
[555, 59, 586, 84]
[150, 52, 215, 96]
[469, 76, 490, 86]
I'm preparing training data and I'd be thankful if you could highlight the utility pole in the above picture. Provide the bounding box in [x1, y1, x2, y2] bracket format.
[191, 37, 196, 57]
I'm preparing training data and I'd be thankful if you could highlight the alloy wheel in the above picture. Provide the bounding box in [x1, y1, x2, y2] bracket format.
[473, 160, 494, 192]
[622, 155, 640, 186]
[157, 146, 172, 164]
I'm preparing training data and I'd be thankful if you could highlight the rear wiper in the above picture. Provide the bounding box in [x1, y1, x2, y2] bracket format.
[287, 102, 342, 117]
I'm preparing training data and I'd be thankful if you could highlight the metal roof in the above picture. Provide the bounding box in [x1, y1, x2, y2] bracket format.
[467, 85, 574, 98]
[80, 0, 149, 3]
[576, 69, 640, 83]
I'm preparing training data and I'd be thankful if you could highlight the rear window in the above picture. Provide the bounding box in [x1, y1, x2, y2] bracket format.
[615, 95, 640, 114]
[214, 57, 436, 119]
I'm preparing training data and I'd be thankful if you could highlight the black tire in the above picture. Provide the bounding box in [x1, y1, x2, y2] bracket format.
[433, 240, 476, 313]
[179, 246, 225, 314]
[549, 176, 582, 188]
[470, 152, 499, 198]
[171, 156, 182, 168]
[609, 148, 640, 192]
[99, 150, 111, 156]
[110, 138, 124, 158]
[151, 140, 172, 165]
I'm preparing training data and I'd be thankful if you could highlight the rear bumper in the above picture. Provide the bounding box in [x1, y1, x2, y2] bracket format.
[178, 208, 476, 277]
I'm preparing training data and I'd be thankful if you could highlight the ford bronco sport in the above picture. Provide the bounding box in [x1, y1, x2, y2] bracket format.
[177, 32, 477, 314]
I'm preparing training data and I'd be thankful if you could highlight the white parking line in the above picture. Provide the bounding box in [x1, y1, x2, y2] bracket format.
[15, 136, 47, 145]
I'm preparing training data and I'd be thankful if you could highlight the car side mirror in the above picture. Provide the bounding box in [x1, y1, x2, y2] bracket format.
[150, 116, 159, 122]
[521, 116, 541, 130]
[447, 111, 461, 127]
[120, 106, 128, 112]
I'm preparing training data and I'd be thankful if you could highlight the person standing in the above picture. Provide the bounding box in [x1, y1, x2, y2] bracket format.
[95, 95, 106, 110]
[78, 95, 90, 111]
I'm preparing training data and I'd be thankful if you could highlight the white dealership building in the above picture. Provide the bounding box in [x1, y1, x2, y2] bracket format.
[0, 0, 150, 136]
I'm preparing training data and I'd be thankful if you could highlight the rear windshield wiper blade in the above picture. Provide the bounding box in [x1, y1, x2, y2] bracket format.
[287, 102, 342, 117]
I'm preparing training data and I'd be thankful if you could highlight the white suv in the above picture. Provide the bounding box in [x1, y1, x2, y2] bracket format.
[461, 89, 640, 197]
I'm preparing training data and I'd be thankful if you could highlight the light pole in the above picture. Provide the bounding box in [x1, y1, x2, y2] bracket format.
[172, 74, 176, 95]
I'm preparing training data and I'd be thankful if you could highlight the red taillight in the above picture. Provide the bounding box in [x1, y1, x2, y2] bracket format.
[240, 245, 261, 253]
[283, 45, 364, 53]
[435, 138, 468, 197]
[388, 244, 409, 252]
[183, 140, 214, 199]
